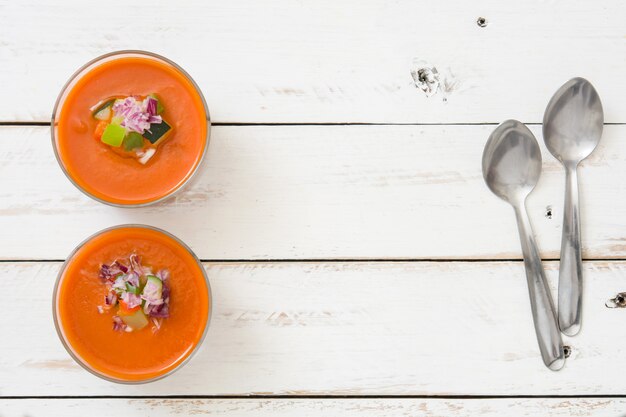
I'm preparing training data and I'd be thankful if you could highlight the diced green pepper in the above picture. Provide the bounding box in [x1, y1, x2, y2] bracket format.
[120, 309, 149, 330]
[101, 124, 126, 147]
[123, 132, 144, 151]
[126, 283, 139, 295]
[148, 93, 165, 114]
[143, 120, 171, 144]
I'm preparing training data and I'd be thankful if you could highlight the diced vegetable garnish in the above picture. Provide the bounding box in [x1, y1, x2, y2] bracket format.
[90, 98, 116, 117]
[94, 120, 108, 140]
[98, 255, 172, 333]
[113, 316, 126, 332]
[125, 283, 140, 294]
[104, 292, 117, 306]
[143, 120, 171, 144]
[137, 148, 156, 165]
[112, 276, 127, 294]
[112, 96, 162, 133]
[101, 123, 126, 147]
[144, 275, 163, 301]
[123, 132, 144, 151]
[118, 299, 141, 316]
[148, 93, 165, 114]
[91, 94, 172, 166]
[93, 106, 111, 121]
[119, 309, 149, 330]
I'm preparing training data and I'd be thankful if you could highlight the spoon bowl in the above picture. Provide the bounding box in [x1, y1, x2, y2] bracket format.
[482, 120, 542, 205]
[543, 78, 603, 165]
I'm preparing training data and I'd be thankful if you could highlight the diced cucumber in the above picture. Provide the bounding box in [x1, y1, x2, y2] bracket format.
[93, 106, 111, 121]
[143, 120, 171, 144]
[123, 132, 144, 151]
[90, 98, 116, 118]
[101, 124, 126, 147]
[120, 309, 149, 331]
[111, 115, 124, 125]
[145, 275, 163, 299]
[148, 93, 165, 114]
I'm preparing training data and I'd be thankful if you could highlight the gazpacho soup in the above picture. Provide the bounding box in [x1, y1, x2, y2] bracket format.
[52, 51, 209, 206]
[53, 225, 211, 382]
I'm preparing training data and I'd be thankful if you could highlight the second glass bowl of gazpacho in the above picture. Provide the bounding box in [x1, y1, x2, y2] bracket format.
[53, 225, 211, 383]
[52, 51, 210, 206]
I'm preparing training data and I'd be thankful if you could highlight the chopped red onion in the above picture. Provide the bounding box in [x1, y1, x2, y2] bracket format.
[112, 316, 126, 332]
[113, 261, 128, 274]
[104, 293, 118, 306]
[129, 253, 141, 272]
[156, 269, 170, 281]
[125, 271, 140, 287]
[111, 96, 163, 134]
[145, 302, 170, 318]
[151, 317, 162, 332]
[121, 292, 142, 309]
[112, 276, 126, 292]
[146, 97, 158, 116]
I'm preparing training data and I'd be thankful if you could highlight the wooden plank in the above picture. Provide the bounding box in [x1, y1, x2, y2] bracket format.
[3, 261, 626, 396]
[1, 125, 624, 260]
[1, 0, 625, 123]
[2, 398, 626, 416]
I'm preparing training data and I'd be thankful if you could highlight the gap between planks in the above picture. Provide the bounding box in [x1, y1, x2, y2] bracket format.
[1, 122, 625, 127]
[4, 394, 626, 400]
[3, 258, 626, 263]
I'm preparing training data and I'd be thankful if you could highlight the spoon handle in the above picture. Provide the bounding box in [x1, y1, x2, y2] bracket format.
[558, 165, 583, 336]
[514, 202, 565, 371]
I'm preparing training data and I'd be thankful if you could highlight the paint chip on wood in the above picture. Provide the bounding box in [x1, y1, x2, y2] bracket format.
[410, 60, 459, 100]
[410, 64, 440, 97]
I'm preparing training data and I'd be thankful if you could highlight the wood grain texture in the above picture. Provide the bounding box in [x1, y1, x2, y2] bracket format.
[3, 261, 626, 396]
[1, 0, 625, 123]
[1, 125, 624, 260]
[2, 398, 626, 417]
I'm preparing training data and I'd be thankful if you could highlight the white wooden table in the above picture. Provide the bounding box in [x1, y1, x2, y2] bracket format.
[2, 1, 626, 415]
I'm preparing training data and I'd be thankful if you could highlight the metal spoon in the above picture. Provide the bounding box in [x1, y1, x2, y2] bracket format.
[483, 120, 565, 371]
[543, 78, 604, 336]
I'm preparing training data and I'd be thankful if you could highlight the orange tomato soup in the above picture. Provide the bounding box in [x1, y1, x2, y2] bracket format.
[54, 53, 208, 205]
[55, 226, 210, 382]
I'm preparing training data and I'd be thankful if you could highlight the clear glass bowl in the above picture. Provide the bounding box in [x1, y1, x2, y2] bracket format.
[52, 224, 212, 383]
[51, 50, 210, 207]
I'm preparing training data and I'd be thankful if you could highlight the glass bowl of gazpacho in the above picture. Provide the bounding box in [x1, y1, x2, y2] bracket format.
[53, 225, 211, 383]
[52, 51, 210, 206]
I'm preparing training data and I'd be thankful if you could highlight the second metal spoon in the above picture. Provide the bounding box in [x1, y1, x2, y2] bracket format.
[543, 78, 604, 336]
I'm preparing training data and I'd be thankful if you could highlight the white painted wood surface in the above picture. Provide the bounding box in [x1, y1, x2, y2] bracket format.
[2, 0, 626, 414]
[3, 398, 626, 417]
[1, 0, 625, 123]
[1, 125, 625, 260]
[3, 261, 626, 396]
